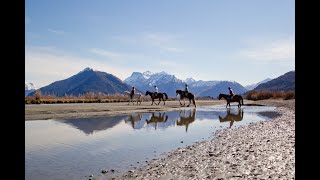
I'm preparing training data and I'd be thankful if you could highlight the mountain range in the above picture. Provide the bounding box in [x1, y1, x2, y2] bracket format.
[124, 71, 248, 97]
[253, 71, 295, 91]
[29, 68, 132, 97]
[245, 78, 272, 90]
[26, 67, 295, 98]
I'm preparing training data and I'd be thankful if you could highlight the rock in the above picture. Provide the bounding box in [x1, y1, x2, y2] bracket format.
[101, 170, 107, 174]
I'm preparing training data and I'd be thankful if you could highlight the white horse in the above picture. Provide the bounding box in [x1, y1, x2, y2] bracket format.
[124, 91, 143, 105]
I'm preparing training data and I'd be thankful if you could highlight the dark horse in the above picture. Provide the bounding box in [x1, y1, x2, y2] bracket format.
[218, 93, 244, 108]
[145, 112, 168, 130]
[176, 90, 196, 107]
[219, 109, 244, 128]
[176, 109, 196, 132]
[145, 91, 168, 105]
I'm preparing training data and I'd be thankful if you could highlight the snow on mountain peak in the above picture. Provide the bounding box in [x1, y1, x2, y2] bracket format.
[80, 67, 93, 73]
[185, 78, 196, 84]
[142, 71, 153, 79]
[25, 82, 36, 90]
[156, 71, 168, 75]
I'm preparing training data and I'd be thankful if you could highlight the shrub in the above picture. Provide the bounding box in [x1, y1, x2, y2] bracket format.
[246, 90, 295, 100]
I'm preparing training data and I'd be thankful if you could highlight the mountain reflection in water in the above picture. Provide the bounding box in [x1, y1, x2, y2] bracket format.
[56, 107, 279, 135]
[57, 115, 127, 135]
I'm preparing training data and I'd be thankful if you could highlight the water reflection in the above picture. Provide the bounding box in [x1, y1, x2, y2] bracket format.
[176, 109, 196, 132]
[219, 109, 244, 128]
[145, 112, 169, 130]
[124, 113, 142, 129]
[256, 111, 281, 120]
[26, 106, 277, 180]
[57, 115, 127, 135]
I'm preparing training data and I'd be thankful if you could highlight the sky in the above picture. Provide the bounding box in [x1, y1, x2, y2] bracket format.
[25, 0, 295, 89]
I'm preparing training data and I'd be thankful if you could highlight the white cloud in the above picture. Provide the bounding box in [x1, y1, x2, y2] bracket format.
[113, 32, 184, 53]
[239, 36, 295, 62]
[89, 48, 123, 58]
[144, 33, 184, 53]
[161, 47, 184, 53]
[48, 28, 65, 35]
[25, 47, 132, 88]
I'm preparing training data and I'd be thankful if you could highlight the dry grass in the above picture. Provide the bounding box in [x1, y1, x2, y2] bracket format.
[245, 90, 295, 101]
[25, 92, 215, 104]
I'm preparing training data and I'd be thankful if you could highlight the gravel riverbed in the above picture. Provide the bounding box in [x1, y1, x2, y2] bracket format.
[114, 99, 295, 180]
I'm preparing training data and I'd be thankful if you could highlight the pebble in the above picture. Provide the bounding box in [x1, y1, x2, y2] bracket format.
[116, 100, 295, 179]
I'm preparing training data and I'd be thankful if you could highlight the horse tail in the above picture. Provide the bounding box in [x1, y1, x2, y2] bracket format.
[241, 97, 244, 105]
[163, 93, 168, 100]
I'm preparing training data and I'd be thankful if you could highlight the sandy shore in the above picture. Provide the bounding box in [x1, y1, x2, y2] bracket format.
[112, 99, 295, 179]
[25, 100, 228, 120]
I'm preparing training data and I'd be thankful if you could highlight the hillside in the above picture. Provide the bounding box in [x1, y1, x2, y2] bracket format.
[254, 71, 295, 91]
[29, 68, 132, 97]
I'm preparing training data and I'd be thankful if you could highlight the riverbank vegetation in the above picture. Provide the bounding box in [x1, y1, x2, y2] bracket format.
[245, 90, 295, 101]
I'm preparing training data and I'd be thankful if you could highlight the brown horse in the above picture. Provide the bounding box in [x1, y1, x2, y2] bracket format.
[145, 91, 168, 105]
[219, 109, 243, 128]
[218, 93, 244, 108]
[176, 90, 196, 107]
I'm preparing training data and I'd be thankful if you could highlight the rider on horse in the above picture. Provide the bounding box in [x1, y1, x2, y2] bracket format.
[184, 84, 189, 97]
[153, 85, 158, 97]
[130, 86, 135, 98]
[228, 87, 234, 100]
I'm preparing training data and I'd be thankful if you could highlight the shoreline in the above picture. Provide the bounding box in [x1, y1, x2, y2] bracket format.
[114, 99, 295, 179]
[25, 99, 295, 179]
[25, 100, 229, 120]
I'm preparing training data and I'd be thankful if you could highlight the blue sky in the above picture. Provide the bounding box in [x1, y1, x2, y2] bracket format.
[26, 0, 295, 88]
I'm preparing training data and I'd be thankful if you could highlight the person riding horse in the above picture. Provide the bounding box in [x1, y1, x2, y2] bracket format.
[130, 86, 135, 99]
[153, 85, 158, 97]
[228, 87, 234, 100]
[184, 84, 189, 97]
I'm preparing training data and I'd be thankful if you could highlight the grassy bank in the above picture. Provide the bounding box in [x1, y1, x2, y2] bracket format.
[25, 93, 213, 104]
[245, 90, 295, 101]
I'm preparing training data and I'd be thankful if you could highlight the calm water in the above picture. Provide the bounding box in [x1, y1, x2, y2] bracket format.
[25, 105, 279, 180]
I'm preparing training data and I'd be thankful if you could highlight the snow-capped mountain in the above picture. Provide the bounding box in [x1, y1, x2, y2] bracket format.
[25, 82, 36, 96]
[142, 71, 153, 79]
[245, 78, 272, 90]
[124, 71, 248, 97]
[124, 71, 185, 97]
[184, 78, 196, 84]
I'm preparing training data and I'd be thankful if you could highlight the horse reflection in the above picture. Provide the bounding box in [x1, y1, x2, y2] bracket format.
[125, 113, 142, 128]
[218, 109, 244, 128]
[145, 112, 168, 130]
[176, 109, 196, 132]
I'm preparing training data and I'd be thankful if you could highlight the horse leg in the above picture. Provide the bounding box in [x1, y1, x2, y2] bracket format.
[157, 98, 161, 105]
[179, 99, 182, 105]
[187, 98, 191, 107]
